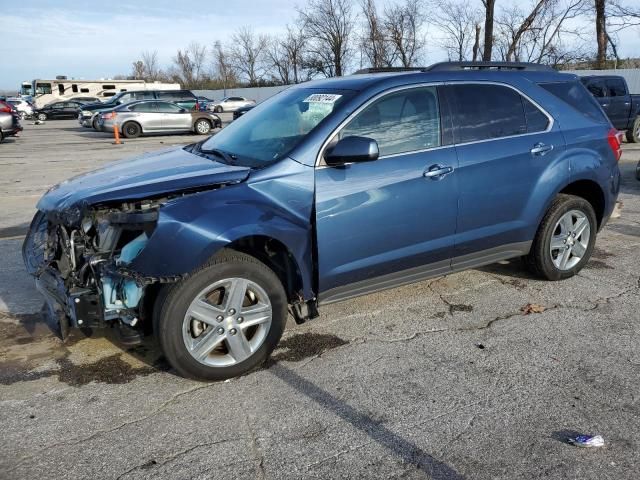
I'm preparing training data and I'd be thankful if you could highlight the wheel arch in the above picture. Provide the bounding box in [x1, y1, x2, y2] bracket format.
[558, 179, 606, 229]
[223, 235, 305, 303]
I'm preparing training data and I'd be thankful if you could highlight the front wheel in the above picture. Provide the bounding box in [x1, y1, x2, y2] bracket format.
[214, 105, 223, 113]
[526, 194, 597, 280]
[627, 117, 640, 143]
[37, 113, 47, 121]
[156, 250, 287, 381]
[194, 118, 211, 135]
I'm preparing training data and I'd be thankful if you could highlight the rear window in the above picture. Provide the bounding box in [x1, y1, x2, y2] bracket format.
[539, 81, 608, 123]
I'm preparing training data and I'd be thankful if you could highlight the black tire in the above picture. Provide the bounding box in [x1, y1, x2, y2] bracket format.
[526, 194, 597, 280]
[122, 122, 141, 139]
[37, 113, 47, 121]
[215, 105, 223, 113]
[194, 118, 212, 135]
[156, 250, 287, 381]
[0, 130, 4, 143]
[92, 116, 101, 131]
[627, 116, 640, 143]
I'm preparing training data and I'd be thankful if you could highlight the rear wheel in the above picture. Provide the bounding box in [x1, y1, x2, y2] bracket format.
[37, 113, 47, 121]
[156, 250, 287, 381]
[526, 194, 597, 280]
[122, 122, 141, 138]
[194, 118, 212, 135]
[627, 116, 640, 143]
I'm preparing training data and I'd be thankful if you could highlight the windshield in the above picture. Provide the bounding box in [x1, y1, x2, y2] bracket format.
[201, 88, 354, 167]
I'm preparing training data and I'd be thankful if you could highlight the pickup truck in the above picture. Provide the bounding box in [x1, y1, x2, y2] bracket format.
[580, 75, 640, 143]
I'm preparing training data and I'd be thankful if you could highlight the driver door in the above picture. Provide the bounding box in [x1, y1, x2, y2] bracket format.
[314, 85, 458, 302]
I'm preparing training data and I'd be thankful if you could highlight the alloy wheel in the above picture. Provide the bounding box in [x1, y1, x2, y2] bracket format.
[182, 278, 272, 367]
[549, 209, 591, 271]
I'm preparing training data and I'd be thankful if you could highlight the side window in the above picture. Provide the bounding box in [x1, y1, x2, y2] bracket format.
[448, 84, 526, 143]
[133, 92, 154, 101]
[130, 102, 157, 113]
[156, 102, 183, 113]
[339, 87, 441, 157]
[71, 84, 78, 93]
[58, 84, 65, 95]
[606, 78, 627, 97]
[80, 88, 90, 93]
[36, 83, 52, 94]
[523, 98, 549, 133]
[584, 79, 607, 97]
[539, 81, 608, 123]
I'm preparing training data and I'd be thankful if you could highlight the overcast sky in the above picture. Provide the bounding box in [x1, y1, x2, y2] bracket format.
[1, 0, 639, 90]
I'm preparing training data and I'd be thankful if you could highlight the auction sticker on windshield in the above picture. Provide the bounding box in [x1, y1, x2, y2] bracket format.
[303, 93, 343, 104]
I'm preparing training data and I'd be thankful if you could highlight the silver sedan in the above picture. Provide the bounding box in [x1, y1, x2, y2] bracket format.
[98, 100, 222, 138]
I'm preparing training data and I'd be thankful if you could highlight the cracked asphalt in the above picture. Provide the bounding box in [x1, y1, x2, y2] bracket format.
[1, 121, 639, 479]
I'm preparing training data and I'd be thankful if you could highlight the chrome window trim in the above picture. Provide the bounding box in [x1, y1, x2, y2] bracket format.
[314, 80, 555, 168]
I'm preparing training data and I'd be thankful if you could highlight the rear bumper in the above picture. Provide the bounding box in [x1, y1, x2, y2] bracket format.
[3, 126, 23, 137]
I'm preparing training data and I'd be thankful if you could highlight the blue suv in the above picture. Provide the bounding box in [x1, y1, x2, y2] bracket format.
[23, 62, 621, 380]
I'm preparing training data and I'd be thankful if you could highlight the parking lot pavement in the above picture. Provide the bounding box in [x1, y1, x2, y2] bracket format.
[1, 123, 639, 479]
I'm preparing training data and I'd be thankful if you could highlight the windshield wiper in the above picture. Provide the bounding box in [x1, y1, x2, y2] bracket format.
[200, 147, 238, 164]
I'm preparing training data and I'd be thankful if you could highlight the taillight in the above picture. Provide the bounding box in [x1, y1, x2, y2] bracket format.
[0, 103, 11, 113]
[607, 128, 623, 162]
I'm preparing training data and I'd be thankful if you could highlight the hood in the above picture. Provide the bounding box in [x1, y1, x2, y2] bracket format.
[37, 146, 251, 212]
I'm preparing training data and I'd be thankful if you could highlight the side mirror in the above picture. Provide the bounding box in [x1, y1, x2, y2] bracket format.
[324, 136, 379, 166]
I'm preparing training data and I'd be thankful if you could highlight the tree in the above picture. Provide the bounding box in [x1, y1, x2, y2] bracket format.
[494, 0, 588, 66]
[384, 0, 425, 67]
[230, 27, 269, 85]
[298, 0, 354, 77]
[359, 0, 395, 67]
[211, 41, 237, 89]
[141, 50, 160, 80]
[481, 0, 496, 60]
[131, 60, 145, 79]
[171, 42, 208, 87]
[595, 0, 607, 67]
[431, 0, 482, 61]
[266, 26, 308, 84]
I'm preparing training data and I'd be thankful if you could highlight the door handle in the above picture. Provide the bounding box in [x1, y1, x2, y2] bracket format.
[530, 143, 554, 156]
[424, 164, 453, 180]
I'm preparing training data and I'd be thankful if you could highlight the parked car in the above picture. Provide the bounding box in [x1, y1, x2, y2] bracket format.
[580, 75, 640, 143]
[0, 101, 22, 141]
[6, 98, 34, 120]
[78, 90, 198, 129]
[23, 62, 621, 380]
[232, 104, 255, 120]
[196, 96, 214, 111]
[208, 96, 255, 112]
[33, 100, 84, 121]
[97, 100, 222, 138]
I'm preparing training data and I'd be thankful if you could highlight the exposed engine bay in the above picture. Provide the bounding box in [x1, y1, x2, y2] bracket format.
[23, 197, 177, 339]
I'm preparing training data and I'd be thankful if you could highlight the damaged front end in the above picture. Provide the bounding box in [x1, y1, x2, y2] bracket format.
[23, 198, 173, 341]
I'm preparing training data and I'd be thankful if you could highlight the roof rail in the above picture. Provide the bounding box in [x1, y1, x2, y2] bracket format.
[354, 67, 426, 74]
[426, 61, 553, 72]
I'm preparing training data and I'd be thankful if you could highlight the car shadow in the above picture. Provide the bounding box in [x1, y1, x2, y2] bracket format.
[269, 363, 466, 478]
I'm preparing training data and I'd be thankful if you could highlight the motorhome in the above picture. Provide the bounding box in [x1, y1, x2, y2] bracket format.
[20, 77, 180, 108]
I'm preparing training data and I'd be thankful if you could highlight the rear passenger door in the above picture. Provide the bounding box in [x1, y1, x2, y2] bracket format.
[156, 101, 190, 130]
[129, 102, 161, 131]
[443, 83, 565, 263]
[604, 78, 631, 129]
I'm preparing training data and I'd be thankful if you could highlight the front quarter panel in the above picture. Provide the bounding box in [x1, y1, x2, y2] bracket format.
[129, 158, 316, 298]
